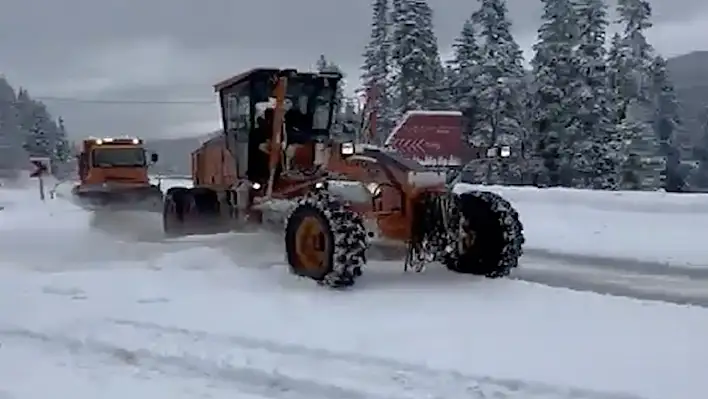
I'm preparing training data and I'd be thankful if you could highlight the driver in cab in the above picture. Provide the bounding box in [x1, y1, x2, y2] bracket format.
[255, 98, 307, 171]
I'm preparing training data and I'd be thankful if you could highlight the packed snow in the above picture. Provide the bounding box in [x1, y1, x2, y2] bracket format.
[455, 183, 708, 268]
[0, 180, 707, 399]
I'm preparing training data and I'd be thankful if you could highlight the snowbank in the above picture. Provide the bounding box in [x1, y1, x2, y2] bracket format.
[454, 184, 708, 267]
[0, 186, 89, 231]
[455, 184, 708, 214]
[0, 186, 99, 268]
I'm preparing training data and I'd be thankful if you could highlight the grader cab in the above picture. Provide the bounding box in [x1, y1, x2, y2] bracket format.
[162, 67, 525, 288]
[215, 68, 341, 186]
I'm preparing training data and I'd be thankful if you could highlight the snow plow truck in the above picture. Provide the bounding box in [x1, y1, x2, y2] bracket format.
[71, 137, 163, 212]
[162, 67, 524, 288]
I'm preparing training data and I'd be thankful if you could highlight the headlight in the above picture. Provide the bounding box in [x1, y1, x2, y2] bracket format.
[132, 138, 140, 144]
[341, 142, 354, 155]
[485, 146, 511, 157]
[252, 182, 261, 190]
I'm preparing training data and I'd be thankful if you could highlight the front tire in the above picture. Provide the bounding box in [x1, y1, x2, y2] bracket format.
[443, 190, 524, 277]
[285, 193, 368, 288]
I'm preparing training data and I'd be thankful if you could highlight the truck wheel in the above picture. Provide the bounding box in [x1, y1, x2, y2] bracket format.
[443, 190, 524, 278]
[163, 187, 190, 238]
[285, 193, 369, 288]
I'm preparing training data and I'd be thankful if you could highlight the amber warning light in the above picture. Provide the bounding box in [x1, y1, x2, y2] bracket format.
[92, 137, 141, 145]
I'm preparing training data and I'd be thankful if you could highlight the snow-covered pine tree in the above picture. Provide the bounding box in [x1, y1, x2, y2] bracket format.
[15, 88, 59, 164]
[607, 32, 641, 187]
[530, 0, 580, 186]
[338, 97, 360, 139]
[361, 0, 394, 144]
[572, 0, 622, 189]
[391, 0, 404, 22]
[449, 18, 482, 148]
[440, 63, 458, 110]
[607, 33, 628, 123]
[390, 0, 444, 114]
[615, 0, 662, 190]
[649, 55, 684, 191]
[429, 58, 452, 110]
[52, 117, 71, 177]
[28, 106, 55, 160]
[469, 0, 527, 184]
[315, 54, 328, 71]
[0, 77, 28, 178]
[616, 0, 653, 100]
[316, 54, 345, 115]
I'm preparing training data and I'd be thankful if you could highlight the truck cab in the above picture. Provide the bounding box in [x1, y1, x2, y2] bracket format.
[77, 137, 158, 186]
[214, 68, 342, 185]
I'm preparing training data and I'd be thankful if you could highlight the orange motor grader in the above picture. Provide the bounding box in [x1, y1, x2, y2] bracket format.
[162, 68, 524, 288]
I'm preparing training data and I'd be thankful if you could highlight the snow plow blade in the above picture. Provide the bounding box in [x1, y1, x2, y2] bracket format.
[71, 184, 164, 213]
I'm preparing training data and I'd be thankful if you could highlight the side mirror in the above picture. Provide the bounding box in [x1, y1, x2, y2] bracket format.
[150, 152, 158, 163]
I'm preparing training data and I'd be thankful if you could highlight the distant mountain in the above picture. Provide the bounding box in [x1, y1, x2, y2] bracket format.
[145, 131, 217, 176]
[666, 51, 708, 154]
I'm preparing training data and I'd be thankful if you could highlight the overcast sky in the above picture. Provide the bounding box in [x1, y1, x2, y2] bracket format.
[1, 0, 707, 140]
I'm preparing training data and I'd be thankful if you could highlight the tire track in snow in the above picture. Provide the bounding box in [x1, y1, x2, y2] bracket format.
[523, 248, 708, 279]
[516, 256, 708, 307]
[97, 318, 643, 399]
[0, 320, 645, 399]
[151, 230, 708, 308]
[0, 327, 405, 399]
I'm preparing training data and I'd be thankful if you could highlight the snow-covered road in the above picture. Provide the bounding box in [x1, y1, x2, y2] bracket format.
[518, 254, 708, 306]
[17, 179, 708, 306]
[1, 258, 706, 399]
[1, 181, 707, 398]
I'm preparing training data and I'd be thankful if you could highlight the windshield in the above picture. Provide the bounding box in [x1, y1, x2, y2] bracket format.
[313, 85, 334, 130]
[252, 74, 337, 132]
[92, 147, 146, 167]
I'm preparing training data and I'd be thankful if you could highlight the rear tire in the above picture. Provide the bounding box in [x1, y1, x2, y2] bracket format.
[285, 192, 368, 288]
[443, 190, 524, 278]
[163, 187, 190, 238]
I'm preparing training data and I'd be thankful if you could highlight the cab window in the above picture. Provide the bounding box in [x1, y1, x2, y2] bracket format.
[313, 85, 334, 130]
[226, 92, 250, 131]
[92, 147, 146, 167]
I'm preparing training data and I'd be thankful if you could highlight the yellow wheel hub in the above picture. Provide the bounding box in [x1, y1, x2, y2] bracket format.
[295, 216, 329, 272]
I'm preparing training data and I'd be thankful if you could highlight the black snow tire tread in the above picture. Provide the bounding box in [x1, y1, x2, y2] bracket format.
[285, 191, 369, 288]
[444, 190, 524, 278]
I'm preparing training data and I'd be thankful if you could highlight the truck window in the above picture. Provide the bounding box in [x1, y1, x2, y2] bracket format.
[226, 93, 250, 131]
[92, 147, 146, 167]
